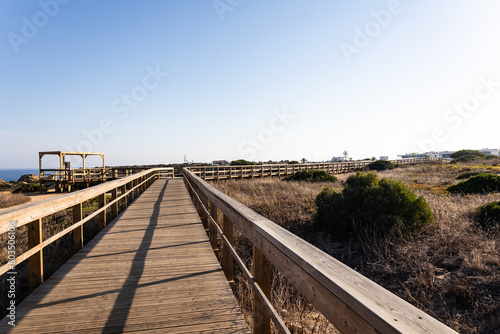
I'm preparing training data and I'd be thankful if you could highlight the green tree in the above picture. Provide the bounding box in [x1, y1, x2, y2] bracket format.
[230, 159, 256, 166]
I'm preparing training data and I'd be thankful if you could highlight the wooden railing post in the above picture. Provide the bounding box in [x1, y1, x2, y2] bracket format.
[199, 191, 209, 231]
[98, 193, 106, 231]
[209, 201, 219, 255]
[253, 246, 271, 334]
[222, 214, 234, 288]
[28, 218, 43, 291]
[111, 188, 118, 218]
[73, 203, 83, 252]
[121, 185, 127, 211]
[128, 181, 134, 203]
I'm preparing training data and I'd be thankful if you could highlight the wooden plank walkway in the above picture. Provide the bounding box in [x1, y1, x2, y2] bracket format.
[1, 178, 249, 333]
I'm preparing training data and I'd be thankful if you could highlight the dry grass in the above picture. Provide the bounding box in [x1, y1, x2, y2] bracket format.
[213, 163, 500, 334]
[0, 192, 30, 208]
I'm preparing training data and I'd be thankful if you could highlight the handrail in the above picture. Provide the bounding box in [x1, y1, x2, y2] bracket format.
[0, 168, 171, 291]
[39, 167, 174, 181]
[183, 168, 457, 334]
[183, 175, 291, 334]
[186, 158, 442, 180]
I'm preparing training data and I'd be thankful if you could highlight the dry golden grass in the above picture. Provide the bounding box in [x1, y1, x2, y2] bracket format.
[0, 192, 30, 208]
[213, 163, 500, 334]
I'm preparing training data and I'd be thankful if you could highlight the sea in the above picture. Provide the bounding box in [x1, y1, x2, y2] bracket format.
[0, 169, 39, 182]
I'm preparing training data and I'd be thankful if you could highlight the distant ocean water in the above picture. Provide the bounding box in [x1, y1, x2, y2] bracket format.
[0, 169, 39, 182]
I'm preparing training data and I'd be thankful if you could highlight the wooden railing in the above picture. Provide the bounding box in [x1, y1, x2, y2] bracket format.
[39, 167, 174, 183]
[183, 168, 457, 334]
[187, 158, 441, 181]
[0, 168, 171, 292]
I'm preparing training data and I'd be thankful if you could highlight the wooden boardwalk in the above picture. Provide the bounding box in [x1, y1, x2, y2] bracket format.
[1, 178, 249, 333]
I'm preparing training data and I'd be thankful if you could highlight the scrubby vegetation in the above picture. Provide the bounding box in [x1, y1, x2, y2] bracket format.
[450, 150, 497, 164]
[214, 163, 500, 333]
[230, 159, 257, 165]
[0, 192, 30, 208]
[456, 171, 490, 179]
[448, 174, 500, 194]
[11, 182, 45, 193]
[284, 170, 337, 183]
[314, 172, 433, 239]
[367, 160, 395, 171]
[475, 201, 500, 230]
[0, 181, 45, 193]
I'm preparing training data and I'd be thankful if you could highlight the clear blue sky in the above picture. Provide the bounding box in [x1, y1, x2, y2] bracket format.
[1, 0, 499, 168]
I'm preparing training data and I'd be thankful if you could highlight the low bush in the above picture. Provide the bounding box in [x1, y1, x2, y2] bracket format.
[367, 160, 395, 171]
[0, 182, 12, 190]
[456, 172, 488, 180]
[284, 170, 337, 182]
[11, 182, 45, 193]
[447, 174, 500, 194]
[450, 150, 486, 160]
[475, 201, 500, 230]
[230, 159, 256, 166]
[450, 150, 488, 164]
[314, 172, 433, 239]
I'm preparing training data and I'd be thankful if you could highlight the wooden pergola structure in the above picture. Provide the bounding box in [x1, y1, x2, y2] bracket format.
[39, 151, 106, 192]
[39, 151, 105, 171]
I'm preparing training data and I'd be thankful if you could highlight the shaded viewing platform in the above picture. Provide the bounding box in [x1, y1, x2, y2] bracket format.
[38, 151, 173, 192]
[0, 178, 248, 333]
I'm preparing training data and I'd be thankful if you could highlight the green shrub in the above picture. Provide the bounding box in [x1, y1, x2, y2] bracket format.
[450, 150, 487, 164]
[451, 155, 484, 164]
[0, 182, 12, 190]
[447, 174, 500, 194]
[284, 170, 337, 182]
[456, 172, 490, 180]
[475, 201, 500, 230]
[12, 182, 45, 193]
[230, 159, 256, 166]
[367, 160, 395, 171]
[450, 150, 486, 159]
[314, 172, 433, 239]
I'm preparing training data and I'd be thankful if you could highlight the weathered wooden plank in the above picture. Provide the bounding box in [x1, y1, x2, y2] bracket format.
[0, 178, 249, 333]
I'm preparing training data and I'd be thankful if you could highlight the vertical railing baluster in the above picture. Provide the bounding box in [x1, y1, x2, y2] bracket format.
[253, 246, 271, 334]
[209, 201, 219, 255]
[73, 203, 83, 252]
[111, 188, 118, 218]
[28, 218, 43, 291]
[98, 193, 106, 231]
[222, 214, 234, 289]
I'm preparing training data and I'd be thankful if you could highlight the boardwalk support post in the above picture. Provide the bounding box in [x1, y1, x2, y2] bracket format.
[98, 193, 106, 230]
[120, 185, 127, 211]
[222, 214, 234, 288]
[28, 218, 43, 292]
[73, 203, 83, 252]
[200, 192, 209, 231]
[111, 188, 118, 218]
[253, 246, 271, 334]
[209, 202, 219, 254]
